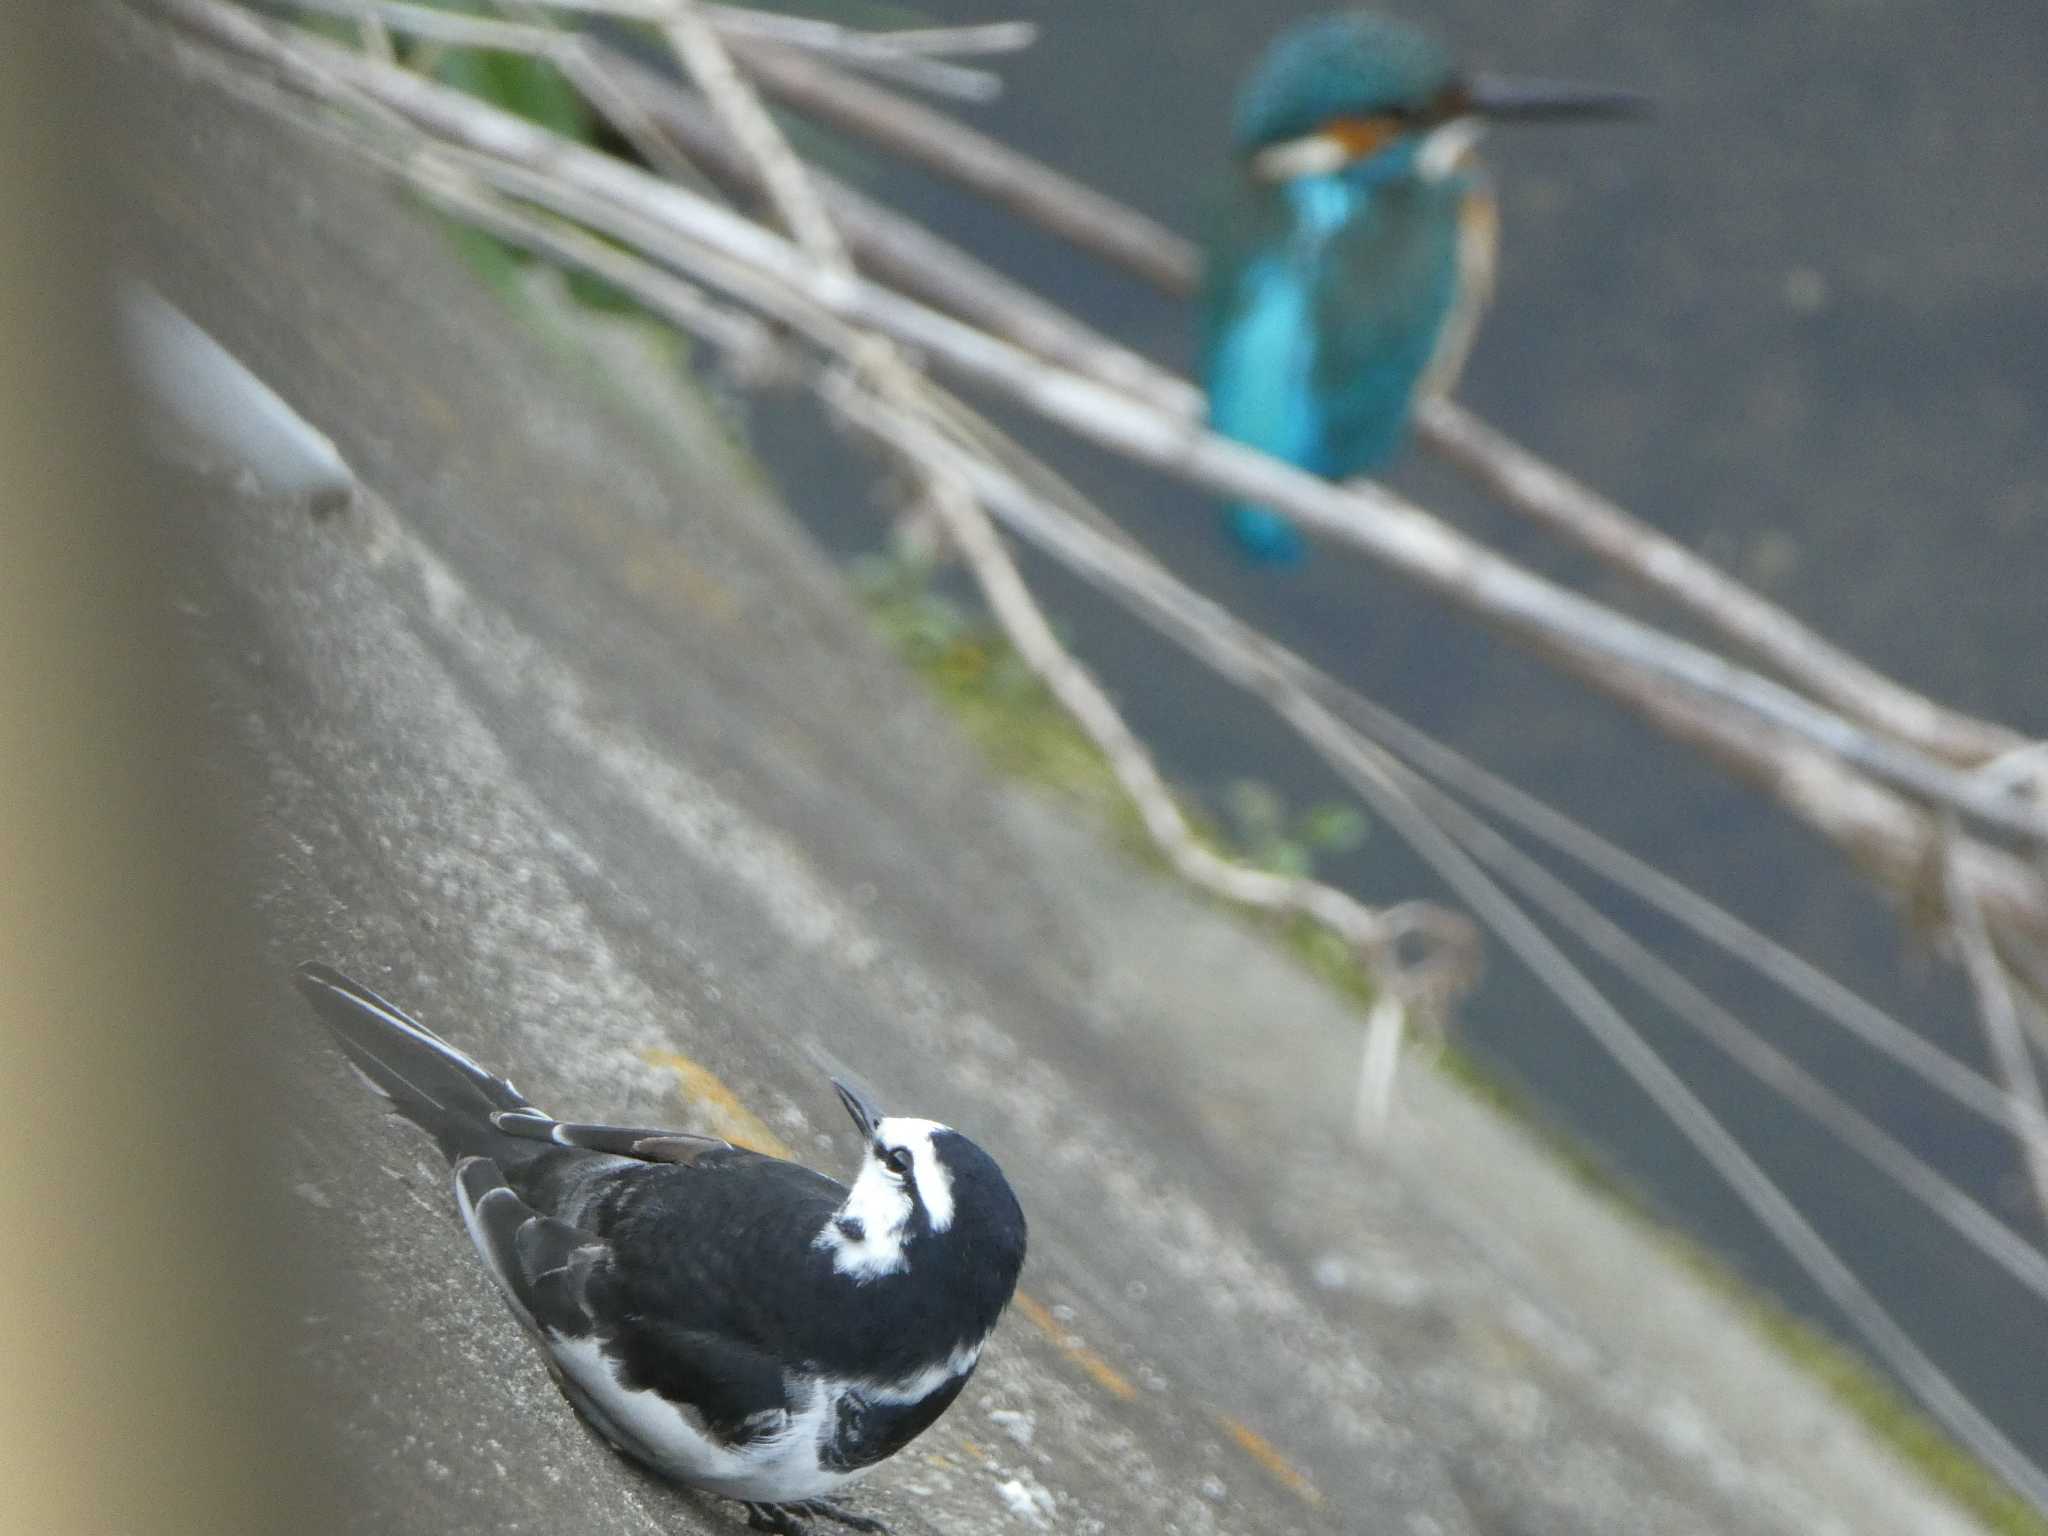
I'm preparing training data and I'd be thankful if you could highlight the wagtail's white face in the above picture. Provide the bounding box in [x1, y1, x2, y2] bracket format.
[817, 1080, 958, 1281]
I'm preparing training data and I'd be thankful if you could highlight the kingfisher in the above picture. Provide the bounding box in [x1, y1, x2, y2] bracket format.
[1201, 11, 1644, 562]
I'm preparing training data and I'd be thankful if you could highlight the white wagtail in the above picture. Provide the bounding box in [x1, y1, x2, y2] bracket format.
[296, 963, 1027, 1535]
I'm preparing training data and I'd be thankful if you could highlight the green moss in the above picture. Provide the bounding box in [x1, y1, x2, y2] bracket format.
[850, 553, 1144, 826]
[1680, 1251, 2048, 1536]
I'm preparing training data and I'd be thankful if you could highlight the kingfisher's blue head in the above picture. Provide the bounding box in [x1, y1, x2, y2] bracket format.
[1233, 12, 1644, 186]
[1232, 13, 1455, 160]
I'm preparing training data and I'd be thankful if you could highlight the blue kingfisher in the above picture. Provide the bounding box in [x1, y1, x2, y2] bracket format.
[1201, 11, 1643, 562]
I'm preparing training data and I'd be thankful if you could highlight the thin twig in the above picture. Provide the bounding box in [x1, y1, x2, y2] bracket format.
[354, 2, 393, 62]
[467, 0, 671, 17]
[826, 376, 1440, 969]
[411, 156, 786, 366]
[500, 2, 707, 189]
[654, 0, 847, 267]
[1290, 685, 2048, 1514]
[1309, 680, 2048, 1148]
[1428, 775, 2048, 1303]
[702, 8, 1033, 100]
[704, 14, 1039, 61]
[278, 0, 575, 53]
[725, 37, 1196, 294]
[1945, 817, 2048, 1231]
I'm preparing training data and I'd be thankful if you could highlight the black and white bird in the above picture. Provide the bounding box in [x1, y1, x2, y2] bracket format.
[296, 963, 1027, 1535]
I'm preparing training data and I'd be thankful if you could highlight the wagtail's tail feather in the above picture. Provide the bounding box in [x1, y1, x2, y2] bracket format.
[295, 961, 530, 1160]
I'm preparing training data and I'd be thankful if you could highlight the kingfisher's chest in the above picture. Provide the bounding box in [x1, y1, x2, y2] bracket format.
[1277, 172, 1478, 331]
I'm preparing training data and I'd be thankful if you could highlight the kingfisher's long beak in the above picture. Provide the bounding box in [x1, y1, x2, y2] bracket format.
[833, 1077, 886, 1142]
[1465, 75, 1651, 123]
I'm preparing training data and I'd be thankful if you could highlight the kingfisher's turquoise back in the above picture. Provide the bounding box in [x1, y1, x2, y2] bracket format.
[1202, 158, 1471, 562]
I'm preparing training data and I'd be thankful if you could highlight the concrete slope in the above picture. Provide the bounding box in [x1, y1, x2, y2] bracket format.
[126, 22, 1983, 1536]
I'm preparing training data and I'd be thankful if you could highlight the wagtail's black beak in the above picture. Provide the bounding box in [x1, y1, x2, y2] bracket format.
[1464, 75, 1651, 123]
[833, 1077, 885, 1142]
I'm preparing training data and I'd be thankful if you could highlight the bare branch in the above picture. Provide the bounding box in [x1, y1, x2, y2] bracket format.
[353, 2, 393, 62]
[1413, 398, 2024, 766]
[278, 0, 562, 51]
[710, 38, 2031, 776]
[702, 9, 1034, 101]
[149, 0, 2048, 887]
[466, 0, 671, 18]
[1307, 679, 2048, 1148]
[723, 37, 1197, 295]
[410, 157, 787, 367]
[585, 41, 1198, 411]
[706, 16, 1039, 61]
[650, 1, 848, 268]
[1945, 818, 2048, 1230]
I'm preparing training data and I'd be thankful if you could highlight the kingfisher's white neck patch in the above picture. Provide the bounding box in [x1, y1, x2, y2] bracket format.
[1418, 116, 1485, 181]
[814, 1116, 955, 1282]
[1251, 131, 1352, 183]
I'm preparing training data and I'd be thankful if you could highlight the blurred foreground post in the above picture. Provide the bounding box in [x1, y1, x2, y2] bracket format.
[0, 13, 313, 1535]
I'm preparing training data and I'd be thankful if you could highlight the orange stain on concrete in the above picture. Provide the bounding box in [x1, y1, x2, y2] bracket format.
[1217, 1414, 1323, 1507]
[1011, 1292, 1139, 1402]
[642, 1049, 796, 1158]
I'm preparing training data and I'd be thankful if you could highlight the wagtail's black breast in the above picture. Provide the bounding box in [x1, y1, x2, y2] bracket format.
[295, 963, 1026, 1534]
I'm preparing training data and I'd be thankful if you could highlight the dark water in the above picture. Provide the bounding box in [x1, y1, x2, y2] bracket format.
[748, 0, 2048, 1485]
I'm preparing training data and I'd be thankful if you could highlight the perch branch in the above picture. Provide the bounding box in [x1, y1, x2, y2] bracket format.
[149, 0, 2048, 910]
[712, 38, 2029, 773]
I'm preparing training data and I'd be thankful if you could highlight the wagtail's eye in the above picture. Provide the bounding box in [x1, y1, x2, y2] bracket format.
[882, 1147, 914, 1178]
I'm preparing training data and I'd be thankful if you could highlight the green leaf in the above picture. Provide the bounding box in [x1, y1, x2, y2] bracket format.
[1253, 838, 1312, 879]
[1223, 778, 1286, 841]
[1298, 802, 1368, 853]
[435, 48, 592, 143]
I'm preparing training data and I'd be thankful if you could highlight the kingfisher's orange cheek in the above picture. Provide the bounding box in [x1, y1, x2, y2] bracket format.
[1322, 114, 1403, 161]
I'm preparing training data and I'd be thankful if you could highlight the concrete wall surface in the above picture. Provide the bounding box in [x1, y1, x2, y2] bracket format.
[119, 16, 1985, 1536]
